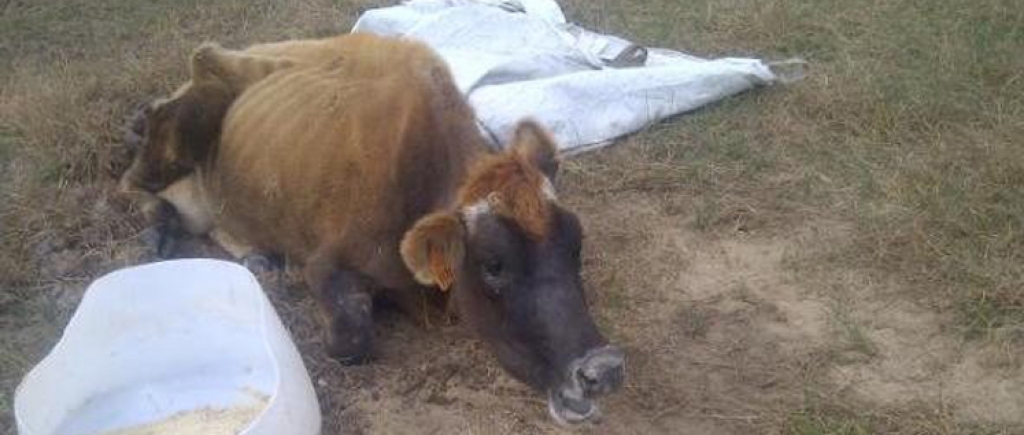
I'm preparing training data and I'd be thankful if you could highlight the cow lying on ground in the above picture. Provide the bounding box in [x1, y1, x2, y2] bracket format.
[121, 34, 623, 423]
[121, 33, 402, 259]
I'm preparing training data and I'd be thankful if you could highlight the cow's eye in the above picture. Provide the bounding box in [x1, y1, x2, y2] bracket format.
[483, 258, 503, 279]
[481, 257, 506, 297]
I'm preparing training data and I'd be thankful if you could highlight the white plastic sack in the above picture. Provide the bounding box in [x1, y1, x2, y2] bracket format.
[353, 0, 801, 154]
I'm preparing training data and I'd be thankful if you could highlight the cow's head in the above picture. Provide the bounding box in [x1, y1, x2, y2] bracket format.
[120, 44, 239, 193]
[401, 120, 624, 423]
[120, 80, 235, 194]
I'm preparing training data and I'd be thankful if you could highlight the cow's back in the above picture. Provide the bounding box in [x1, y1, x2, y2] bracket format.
[205, 38, 485, 289]
[244, 33, 400, 71]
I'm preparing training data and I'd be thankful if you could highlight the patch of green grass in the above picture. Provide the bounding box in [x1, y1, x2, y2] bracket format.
[788, 406, 1024, 435]
[597, 271, 630, 313]
[693, 196, 721, 232]
[822, 1, 1024, 340]
[961, 295, 1024, 340]
[570, 0, 1024, 339]
[783, 388, 985, 435]
[0, 0, 185, 65]
[677, 305, 710, 339]
[785, 385, 877, 435]
[786, 412, 873, 435]
[827, 300, 879, 363]
[0, 129, 14, 167]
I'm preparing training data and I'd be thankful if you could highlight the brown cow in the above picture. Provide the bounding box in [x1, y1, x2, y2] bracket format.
[126, 35, 624, 423]
[121, 34, 399, 258]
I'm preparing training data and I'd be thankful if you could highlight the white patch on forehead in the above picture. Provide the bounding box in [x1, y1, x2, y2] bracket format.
[541, 176, 557, 200]
[460, 199, 491, 232]
[460, 179, 554, 234]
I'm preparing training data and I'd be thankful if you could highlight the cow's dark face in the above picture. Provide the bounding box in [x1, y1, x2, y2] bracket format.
[120, 83, 233, 193]
[460, 205, 623, 423]
[401, 121, 624, 423]
[123, 97, 191, 193]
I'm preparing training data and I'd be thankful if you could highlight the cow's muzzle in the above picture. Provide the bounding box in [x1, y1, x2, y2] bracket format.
[548, 345, 625, 424]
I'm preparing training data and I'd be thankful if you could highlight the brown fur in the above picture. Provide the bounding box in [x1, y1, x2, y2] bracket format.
[454, 120, 560, 241]
[196, 36, 487, 297]
[457, 151, 552, 241]
[189, 37, 570, 305]
[129, 32, 570, 344]
[122, 33, 416, 196]
[179, 33, 437, 101]
[122, 34, 444, 252]
[125, 35, 565, 297]
[399, 121, 560, 291]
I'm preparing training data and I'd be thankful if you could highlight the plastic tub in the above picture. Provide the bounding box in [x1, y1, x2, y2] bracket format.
[14, 259, 321, 435]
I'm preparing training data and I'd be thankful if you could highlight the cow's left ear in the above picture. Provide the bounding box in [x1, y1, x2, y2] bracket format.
[190, 42, 230, 86]
[510, 119, 560, 181]
[191, 42, 296, 92]
[401, 212, 465, 291]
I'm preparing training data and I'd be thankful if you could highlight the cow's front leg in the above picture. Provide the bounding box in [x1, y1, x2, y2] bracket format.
[121, 177, 183, 258]
[306, 253, 374, 365]
[138, 196, 184, 258]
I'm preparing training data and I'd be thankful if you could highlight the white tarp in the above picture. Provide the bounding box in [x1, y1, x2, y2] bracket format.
[353, 0, 802, 154]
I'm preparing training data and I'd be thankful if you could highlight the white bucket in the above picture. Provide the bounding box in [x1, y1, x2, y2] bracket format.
[14, 259, 321, 435]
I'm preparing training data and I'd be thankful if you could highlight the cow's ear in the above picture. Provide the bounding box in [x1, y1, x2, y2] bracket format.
[190, 42, 229, 86]
[510, 119, 560, 181]
[401, 212, 465, 291]
[190, 42, 294, 91]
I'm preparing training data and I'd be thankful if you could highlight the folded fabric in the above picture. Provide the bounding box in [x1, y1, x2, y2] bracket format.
[353, 0, 800, 153]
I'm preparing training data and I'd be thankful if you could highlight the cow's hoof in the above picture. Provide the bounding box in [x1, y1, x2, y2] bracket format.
[327, 335, 372, 366]
[332, 351, 371, 366]
[156, 233, 177, 258]
[328, 313, 373, 366]
[241, 254, 274, 274]
[139, 227, 161, 250]
[140, 227, 175, 259]
[238, 252, 280, 272]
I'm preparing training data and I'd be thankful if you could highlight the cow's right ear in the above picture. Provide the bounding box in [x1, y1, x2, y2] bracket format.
[400, 212, 465, 292]
[510, 119, 560, 181]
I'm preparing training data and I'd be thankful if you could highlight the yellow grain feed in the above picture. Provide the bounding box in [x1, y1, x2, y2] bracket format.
[99, 399, 266, 435]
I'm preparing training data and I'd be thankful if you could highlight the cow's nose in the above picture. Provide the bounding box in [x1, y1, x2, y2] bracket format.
[574, 345, 625, 397]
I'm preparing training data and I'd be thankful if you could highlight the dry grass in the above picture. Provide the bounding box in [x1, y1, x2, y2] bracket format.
[564, 0, 1024, 341]
[2, 0, 1023, 434]
[783, 390, 1019, 435]
[564, 0, 1024, 432]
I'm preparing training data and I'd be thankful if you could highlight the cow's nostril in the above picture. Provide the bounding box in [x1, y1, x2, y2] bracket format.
[576, 367, 600, 387]
[574, 345, 625, 396]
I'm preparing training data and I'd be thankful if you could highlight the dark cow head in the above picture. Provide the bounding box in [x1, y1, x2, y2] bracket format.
[401, 120, 624, 423]
[121, 43, 247, 194]
[120, 81, 234, 193]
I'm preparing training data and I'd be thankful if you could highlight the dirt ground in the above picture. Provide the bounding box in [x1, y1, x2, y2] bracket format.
[2, 0, 1022, 434]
